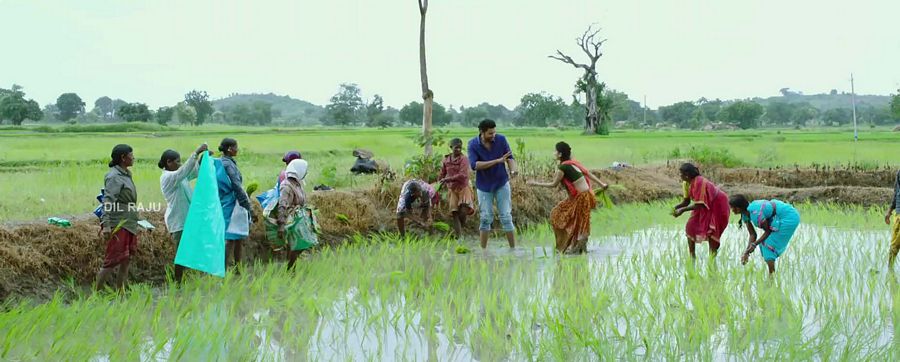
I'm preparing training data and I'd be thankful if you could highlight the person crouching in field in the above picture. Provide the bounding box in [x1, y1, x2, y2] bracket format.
[886, 169, 900, 269]
[265, 159, 318, 271]
[672, 163, 730, 259]
[214, 138, 256, 274]
[158, 143, 208, 283]
[96, 144, 140, 291]
[730, 195, 801, 274]
[438, 138, 475, 238]
[527, 142, 608, 254]
[397, 179, 439, 237]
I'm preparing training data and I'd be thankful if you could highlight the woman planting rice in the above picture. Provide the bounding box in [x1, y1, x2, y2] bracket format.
[158, 143, 208, 283]
[729, 194, 801, 274]
[672, 163, 730, 259]
[96, 144, 140, 291]
[396, 179, 439, 237]
[527, 142, 608, 254]
[214, 138, 256, 273]
[265, 159, 318, 270]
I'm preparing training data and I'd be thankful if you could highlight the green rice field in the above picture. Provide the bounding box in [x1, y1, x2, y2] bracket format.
[1, 125, 898, 221]
[1, 202, 898, 360]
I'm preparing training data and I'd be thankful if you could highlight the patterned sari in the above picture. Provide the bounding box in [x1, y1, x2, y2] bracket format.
[550, 160, 596, 253]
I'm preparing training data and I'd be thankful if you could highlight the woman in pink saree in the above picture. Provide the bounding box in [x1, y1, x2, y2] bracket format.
[672, 163, 730, 258]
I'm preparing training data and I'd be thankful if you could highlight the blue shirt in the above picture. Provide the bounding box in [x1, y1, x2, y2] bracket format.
[468, 134, 514, 192]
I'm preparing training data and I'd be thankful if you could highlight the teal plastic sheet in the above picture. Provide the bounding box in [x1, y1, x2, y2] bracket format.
[175, 152, 226, 277]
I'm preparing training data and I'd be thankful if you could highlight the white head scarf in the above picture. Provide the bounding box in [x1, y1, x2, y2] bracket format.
[285, 159, 308, 184]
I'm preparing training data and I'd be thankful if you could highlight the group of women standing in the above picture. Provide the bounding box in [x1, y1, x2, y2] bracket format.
[96, 138, 318, 290]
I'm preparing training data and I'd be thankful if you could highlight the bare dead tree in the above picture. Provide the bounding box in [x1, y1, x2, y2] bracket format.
[549, 25, 607, 134]
[418, 0, 435, 156]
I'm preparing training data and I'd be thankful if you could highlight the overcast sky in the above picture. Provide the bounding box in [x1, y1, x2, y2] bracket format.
[1, 0, 897, 110]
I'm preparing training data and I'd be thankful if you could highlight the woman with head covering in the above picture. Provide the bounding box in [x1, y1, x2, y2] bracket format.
[214, 138, 255, 274]
[278, 150, 302, 184]
[265, 159, 319, 270]
[158, 143, 208, 283]
[97, 144, 140, 291]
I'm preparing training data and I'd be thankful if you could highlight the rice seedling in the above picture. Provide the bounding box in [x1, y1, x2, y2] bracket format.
[2, 201, 896, 360]
[2, 127, 898, 220]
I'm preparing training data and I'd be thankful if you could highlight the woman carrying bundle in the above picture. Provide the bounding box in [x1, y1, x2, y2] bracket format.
[265, 159, 319, 270]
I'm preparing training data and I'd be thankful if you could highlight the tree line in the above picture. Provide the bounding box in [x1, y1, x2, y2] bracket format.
[2, 83, 899, 129]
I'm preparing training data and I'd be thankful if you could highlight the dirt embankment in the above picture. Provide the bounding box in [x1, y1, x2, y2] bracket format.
[1, 165, 894, 300]
[0, 179, 565, 300]
[594, 163, 894, 206]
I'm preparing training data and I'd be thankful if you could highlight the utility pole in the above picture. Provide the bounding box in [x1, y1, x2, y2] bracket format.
[643, 95, 647, 125]
[851, 73, 858, 141]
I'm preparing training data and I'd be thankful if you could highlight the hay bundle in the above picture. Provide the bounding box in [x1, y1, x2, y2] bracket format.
[310, 191, 378, 236]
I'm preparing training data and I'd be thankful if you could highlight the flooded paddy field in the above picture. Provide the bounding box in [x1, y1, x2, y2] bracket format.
[2, 202, 898, 360]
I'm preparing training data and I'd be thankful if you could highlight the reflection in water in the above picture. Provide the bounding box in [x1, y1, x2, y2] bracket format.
[86, 224, 893, 360]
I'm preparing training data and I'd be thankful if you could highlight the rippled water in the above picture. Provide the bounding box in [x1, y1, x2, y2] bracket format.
[73, 224, 900, 360]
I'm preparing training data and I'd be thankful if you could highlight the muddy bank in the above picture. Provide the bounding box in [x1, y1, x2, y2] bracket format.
[1, 166, 894, 301]
[594, 164, 894, 206]
[0, 180, 566, 301]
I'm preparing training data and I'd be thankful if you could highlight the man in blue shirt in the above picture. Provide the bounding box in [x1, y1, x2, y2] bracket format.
[468, 119, 518, 249]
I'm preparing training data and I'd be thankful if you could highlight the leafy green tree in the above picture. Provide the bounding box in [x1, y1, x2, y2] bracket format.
[606, 90, 643, 124]
[225, 104, 253, 125]
[117, 103, 152, 122]
[365, 94, 388, 127]
[693, 98, 723, 126]
[567, 98, 583, 126]
[399, 101, 423, 126]
[251, 101, 274, 125]
[460, 106, 489, 127]
[155, 106, 174, 125]
[659, 101, 697, 128]
[789, 102, 818, 126]
[322, 83, 364, 126]
[173, 102, 197, 125]
[221, 101, 274, 125]
[857, 104, 894, 126]
[366, 95, 384, 117]
[184, 90, 213, 126]
[56, 93, 85, 122]
[93, 96, 114, 118]
[891, 89, 900, 121]
[717, 101, 764, 129]
[765, 101, 794, 125]
[515, 92, 566, 127]
[0, 85, 43, 125]
[822, 108, 852, 126]
[430, 102, 452, 126]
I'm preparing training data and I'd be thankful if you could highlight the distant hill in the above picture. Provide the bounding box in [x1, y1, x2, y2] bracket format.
[213, 93, 325, 124]
[752, 91, 891, 111]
